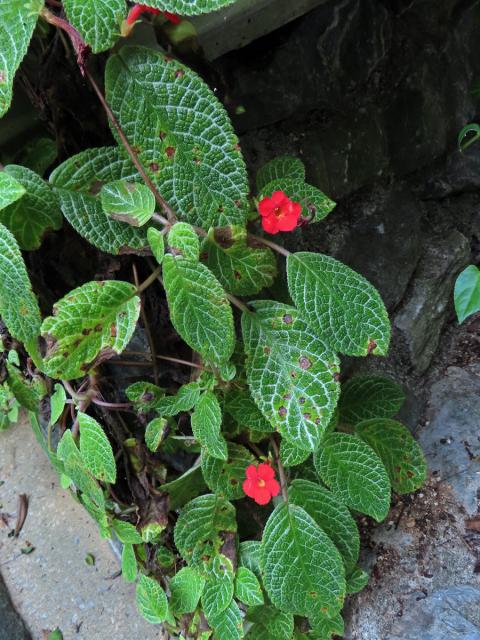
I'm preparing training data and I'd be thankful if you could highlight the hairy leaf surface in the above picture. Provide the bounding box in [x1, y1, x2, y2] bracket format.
[207, 600, 243, 640]
[101, 179, 155, 227]
[246, 606, 294, 640]
[136, 574, 168, 624]
[143, 0, 238, 14]
[63, 0, 126, 53]
[191, 391, 228, 461]
[234, 567, 264, 606]
[170, 567, 205, 615]
[201, 442, 255, 499]
[256, 156, 306, 192]
[121, 543, 137, 583]
[201, 555, 234, 618]
[168, 222, 199, 260]
[78, 413, 116, 484]
[339, 375, 405, 425]
[0, 171, 25, 210]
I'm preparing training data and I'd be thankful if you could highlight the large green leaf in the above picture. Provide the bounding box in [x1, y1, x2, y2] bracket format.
[162, 465, 207, 510]
[201, 442, 255, 499]
[170, 567, 205, 615]
[136, 574, 168, 624]
[260, 179, 335, 224]
[287, 252, 391, 356]
[224, 388, 274, 433]
[6, 362, 45, 412]
[63, 0, 126, 53]
[78, 413, 117, 484]
[339, 375, 405, 426]
[111, 519, 143, 544]
[163, 255, 234, 365]
[234, 567, 263, 606]
[167, 222, 200, 261]
[204, 226, 277, 296]
[121, 542, 137, 583]
[346, 567, 369, 594]
[0, 165, 62, 250]
[0, 222, 41, 346]
[100, 179, 155, 227]
[242, 301, 340, 452]
[246, 606, 294, 640]
[288, 479, 359, 573]
[309, 611, 344, 639]
[355, 418, 427, 494]
[207, 600, 243, 640]
[256, 156, 306, 192]
[105, 46, 248, 229]
[143, 0, 238, 14]
[454, 265, 480, 323]
[41, 280, 140, 379]
[191, 391, 228, 461]
[50, 147, 149, 255]
[279, 438, 311, 467]
[0, 0, 43, 118]
[314, 433, 391, 522]
[201, 555, 234, 618]
[261, 503, 345, 617]
[0, 171, 25, 209]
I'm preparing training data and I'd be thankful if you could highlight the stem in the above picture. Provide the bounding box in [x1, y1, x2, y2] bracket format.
[249, 233, 291, 258]
[133, 263, 160, 385]
[134, 264, 162, 296]
[270, 436, 288, 501]
[123, 350, 205, 371]
[226, 293, 250, 314]
[62, 380, 87, 402]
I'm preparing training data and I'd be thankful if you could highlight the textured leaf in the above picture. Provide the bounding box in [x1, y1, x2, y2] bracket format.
[260, 179, 335, 223]
[168, 222, 199, 260]
[339, 376, 405, 426]
[287, 252, 391, 356]
[18, 137, 57, 176]
[309, 611, 344, 639]
[201, 555, 234, 618]
[147, 227, 165, 264]
[454, 265, 480, 323]
[280, 438, 311, 467]
[163, 255, 234, 364]
[242, 301, 340, 452]
[201, 442, 255, 499]
[6, 363, 45, 412]
[143, 0, 238, 15]
[174, 494, 236, 568]
[63, 0, 126, 53]
[145, 417, 168, 452]
[170, 567, 205, 615]
[204, 226, 276, 296]
[121, 543, 137, 583]
[235, 567, 263, 606]
[0, 171, 25, 209]
[126, 381, 165, 410]
[355, 419, 427, 494]
[136, 574, 168, 624]
[0, 165, 62, 250]
[78, 413, 116, 484]
[314, 433, 391, 522]
[0, 222, 41, 346]
[191, 391, 228, 461]
[288, 479, 360, 573]
[154, 381, 200, 415]
[207, 600, 243, 640]
[0, 382, 15, 430]
[50, 146, 149, 255]
[101, 179, 155, 227]
[246, 605, 294, 640]
[256, 156, 306, 192]
[50, 383, 66, 425]
[238, 540, 262, 580]
[0, 0, 43, 118]
[112, 519, 143, 544]
[261, 503, 345, 617]
[57, 430, 105, 507]
[80, 494, 110, 539]
[346, 566, 369, 594]
[41, 280, 140, 379]
[224, 388, 274, 433]
[105, 46, 248, 229]
[162, 464, 207, 510]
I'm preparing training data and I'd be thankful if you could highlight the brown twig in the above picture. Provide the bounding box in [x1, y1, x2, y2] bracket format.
[270, 436, 288, 501]
[248, 233, 291, 258]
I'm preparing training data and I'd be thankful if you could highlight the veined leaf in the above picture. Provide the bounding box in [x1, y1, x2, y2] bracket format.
[309, 611, 344, 639]
[314, 433, 391, 522]
[81, 493, 110, 539]
[355, 418, 427, 494]
[201, 555, 234, 618]
[163, 255, 234, 365]
[238, 540, 262, 580]
[287, 252, 391, 356]
[50, 383, 66, 425]
[260, 179, 335, 223]
[6, 363, 45, 412]
[112, 519, 143, 544]
[1, 165, 62, 250]
[0, 171, 25, 209]
[17, 137, 57, 176]
[246, 605, 294, 640]
[242, 301, 340, 452]
[168, 222, 199, 260]
[145, 417, 168, 452]
[224, 388, 274, 433]
[173, 494, 236, 568]
[0, 222, 41, 347]
[105, 46, 248, 229]
[0, 0, 43, 118]
[154, 381, 200, 415]
[147, 227, 165, 264]
[261, 503, 345, 617]
[41, 280, 140, 379]
[136, 574, 168, 624]
[207, 600, 243, 640]
[101, 179, 155, 227]
[288, 479, 360, 573]
[170, 567, 205, 615]
[191, 391, 228, 461]
[162, 464, 207, 510]
[142, 0, 238, 15]
[126, 381, 165, 410]
[279, 438, 311, 467]
[256, 156, 306, 192]
[121, 543, 137, 583]
[346, 566, 369, 594]
[339, 375, 405, 426]
[63, 0, 126, 53]
[234, 567, 263, 606]
[204, 226, 277, 296]
[454, 265, 480, 323]
[78, 413, 116, 484]
[201, 442, 255, 499]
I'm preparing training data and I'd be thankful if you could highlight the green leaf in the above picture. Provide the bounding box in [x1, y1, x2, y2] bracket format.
[256, 156, 306, 192]
[454, 265, 480, 323]
[57, 430, 105, 508]
[136, 574, 168, 624]
[105, 46, 248, 229]
[191, 391, 228, 461]
[0, 0, 43, 118]
[0, 222, 41, 346]
[309, 611, 344, 639]
[238, 540, 261, 580]
[201, 555, 234, 618]
[170, 567, 205, 615]
[50, 383, 67, 425]
[126, 381, 165, 410]
[260, 179, 336, 223]
[121, 543, 137, 583]
[279, 438, 311, 467]
[17, 137, 57, 176]
[142, 0, 238, 15]
[355, 418, 427, 494]
[63, 0, 126, 53]
[145, 417, 168, 452]
[224, 388, 274, 433]
[242, 301, 340, 452]
[339, 375, 405, 426]
[0, 171, 25, 210]
[288, 479, 360, 573]
[154, 381, 200, 415]
[246, 606, 294, 640]
[261, 503, 345, 617]
[287, 252, 391, 356]
[201, 442, 255, 499]
[112, 519, 143, 544]
[0, 382, 15, 430]
[78, 413, 117, 484]
[314, 433, 391, 522]
[173, 494, 236, 568]
[168, 222, 200, 261]
[40, 280, 140, 379]
[6, 363, 45, 412]
[207, 600, 243, 640]
[147, 227, 165, 265]
[47, 629, 64, 640]
[234, 567, 264, 606]
[458, 123, 480, 151]
[0, 165, 62, 250]
[346, 566, 369, 594]
[163, 255, 234, 365]
[101, 179, 155, 227]
[162, 464, 207, 510]
[50, 146, 149, 255]
[204, 226, 276, 296]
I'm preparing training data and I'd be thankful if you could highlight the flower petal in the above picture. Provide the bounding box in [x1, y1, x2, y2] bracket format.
[253, 486, 272, 505]
[245, 464, 258, 481]
[261, 214, 279, 234]
[258, 197, 275, 217]
[266, 478, 281, 497]
[257, 463, 275, 481]
[271, 190, 288, 206]
[277, 213, 299, 232]
[243, 478, 257, 498]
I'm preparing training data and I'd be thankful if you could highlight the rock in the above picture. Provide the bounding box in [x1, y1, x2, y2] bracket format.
[0, 576, 31, 640]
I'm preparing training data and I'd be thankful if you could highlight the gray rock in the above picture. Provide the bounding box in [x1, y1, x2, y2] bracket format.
[0, 575, 31, 640]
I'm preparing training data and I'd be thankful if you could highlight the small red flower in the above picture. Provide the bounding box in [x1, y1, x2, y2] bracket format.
[125, 4, 181, 28]
[257, 190, 302, 235]
[243, 463, 280, 506]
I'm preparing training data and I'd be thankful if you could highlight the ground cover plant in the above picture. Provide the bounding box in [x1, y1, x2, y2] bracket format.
[0, 2, 428, 638]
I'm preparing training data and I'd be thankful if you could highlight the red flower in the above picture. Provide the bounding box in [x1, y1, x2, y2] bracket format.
[257, 190, 302, 235]
[243, 463, 280, 506]
[125, 4, 180, 26]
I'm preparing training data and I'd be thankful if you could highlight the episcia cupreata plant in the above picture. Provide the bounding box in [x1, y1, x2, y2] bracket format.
[0, 1, 428, 638]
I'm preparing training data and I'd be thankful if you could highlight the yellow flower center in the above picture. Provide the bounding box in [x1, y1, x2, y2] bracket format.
[258, 479, 266, 488]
